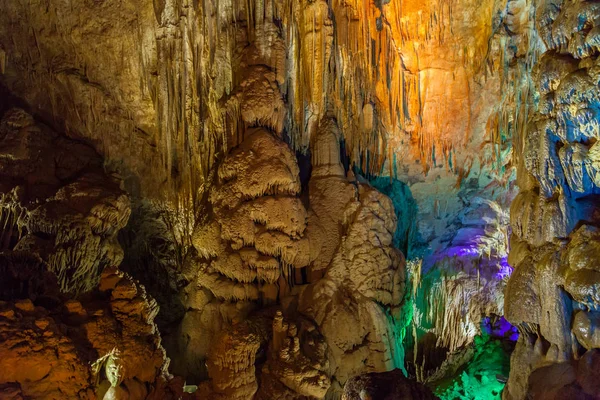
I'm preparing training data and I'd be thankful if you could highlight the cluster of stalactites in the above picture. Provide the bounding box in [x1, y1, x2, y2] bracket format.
[150, 0, 516, 212]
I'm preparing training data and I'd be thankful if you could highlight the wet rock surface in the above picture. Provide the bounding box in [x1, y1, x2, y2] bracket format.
[0, 109, 181, 400]
[504, 0, 600, 398]
[342, 369, 438, 400]
[0, 108, 129, 295]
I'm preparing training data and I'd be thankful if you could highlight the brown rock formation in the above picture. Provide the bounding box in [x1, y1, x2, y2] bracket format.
[0, 266, 179, 400]
[170, 114, 406, 398]
[503, 0, 600, 398]
[342, 369, 438, 400]
[0, 108, 129, 294]
[0, 109, 180, 399]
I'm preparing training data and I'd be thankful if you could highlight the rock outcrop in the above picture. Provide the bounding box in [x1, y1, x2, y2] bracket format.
[0, 264, 180, 400]
[142, 4, 410, 396]
[0, 108, 129, 294]
[504, 0, 600, 398]
[0, 109, 179, 399]
[173, 115, 407, 398]
[342, 369, 438, 400]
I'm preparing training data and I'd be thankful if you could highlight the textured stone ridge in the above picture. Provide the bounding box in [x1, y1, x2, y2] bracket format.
[0, 108, 130, 295]
[171, 113, 407, 398]
[5, 0, 600, 398]
[0, 2, 517, 390]
[0, 109, 181, 400]
[503, 0, 600, 398]
[0, 267, 174, 399]
[342, 369, 438, 400]
[146, 4, 409, 396]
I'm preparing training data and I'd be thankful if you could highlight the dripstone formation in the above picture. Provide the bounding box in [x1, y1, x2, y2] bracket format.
[0, 109, 180, 399]
[504, 0, 600, 398]
[1, 0, 600, 399]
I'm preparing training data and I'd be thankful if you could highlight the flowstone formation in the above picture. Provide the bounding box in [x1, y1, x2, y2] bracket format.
[0, 109, 181, 399]
[342, 369, 437, 400]
[0, 108, 129, 295]
[0, 266, 175, 400]
[408, 198, 513, 381]
[503, 0, 600, 398]
[172, 117, 407, 398]
[0, 0, 414, 397]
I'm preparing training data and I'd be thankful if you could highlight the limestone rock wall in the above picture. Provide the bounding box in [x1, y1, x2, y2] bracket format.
[409, 198, 512, 381]
[0, 109, 181, 400]
[504, 0, 600, 398]
[0, 1, 416, 397]
[0, 263, 183, 400]
[0, 108, 129, 294]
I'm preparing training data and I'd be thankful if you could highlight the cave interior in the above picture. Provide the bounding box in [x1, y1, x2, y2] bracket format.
[1, 0, 599, 399]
